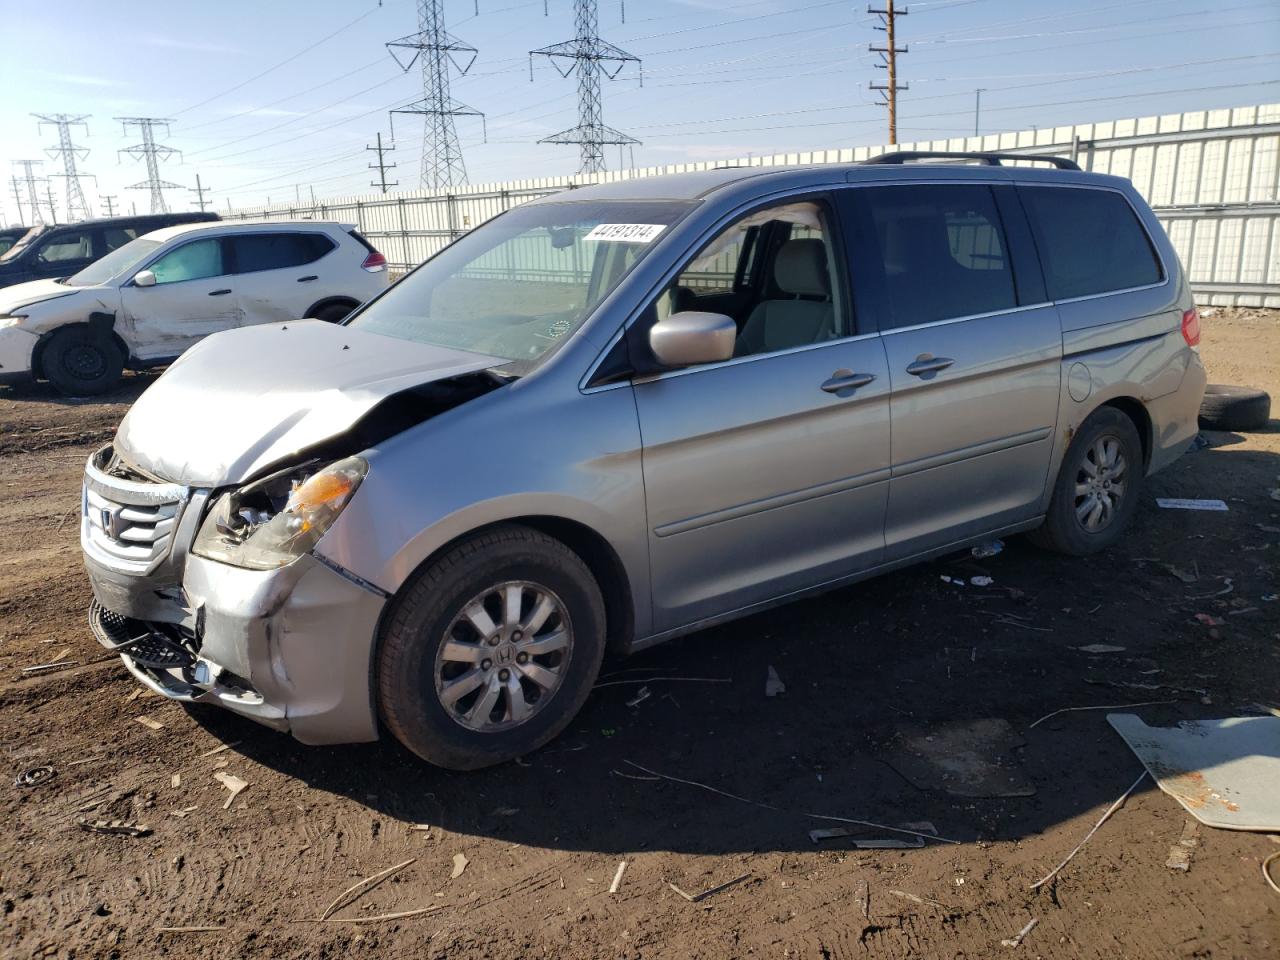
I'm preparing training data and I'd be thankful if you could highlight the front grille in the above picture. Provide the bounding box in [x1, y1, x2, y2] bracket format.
[91, 602, 197, 670]
[82, 446, 189, 575]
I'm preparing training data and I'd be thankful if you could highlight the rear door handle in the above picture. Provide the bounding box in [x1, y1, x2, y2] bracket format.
[905, 355, 955, 378]
[820, 370, 876, 394]
[208, 289, 232, 296]
[297, 275, 318, 282]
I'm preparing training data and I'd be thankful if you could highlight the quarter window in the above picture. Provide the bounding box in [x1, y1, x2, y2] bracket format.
[865, 185, 1017, 329]
[148, 238, 225, 284]
[36, 230, 94, 264]
[103, 227, 138, 251]
[1019, 186, 1162, 300]
[231, 232, 335, 272]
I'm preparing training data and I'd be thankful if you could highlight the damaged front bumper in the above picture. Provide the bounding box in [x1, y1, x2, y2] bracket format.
[0, 325, 38, 383]
[82, 445, 387, 745]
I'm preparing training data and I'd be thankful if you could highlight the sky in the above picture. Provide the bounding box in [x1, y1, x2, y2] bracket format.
[1, 0, 1277, 223]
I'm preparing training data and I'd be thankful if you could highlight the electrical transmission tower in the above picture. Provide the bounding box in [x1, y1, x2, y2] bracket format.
[868, 1, 908, 145]
[530, 0, 641, 175]
[387, 1, 485, 191]
[116, 117, 184, 214]
[13, 160, 48, 225]
[368, 132, 399, 193]
[33, 113, 94, 221]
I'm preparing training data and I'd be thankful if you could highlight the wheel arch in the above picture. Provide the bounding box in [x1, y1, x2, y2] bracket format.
[1099, 396, 1152, 471]
[305, 296, 360, 320]
[31, 317, 130, 380]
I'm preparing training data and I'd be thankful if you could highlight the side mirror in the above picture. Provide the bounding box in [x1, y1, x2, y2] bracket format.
[649, 311, 736, 368]
[133, 270, 157, 288]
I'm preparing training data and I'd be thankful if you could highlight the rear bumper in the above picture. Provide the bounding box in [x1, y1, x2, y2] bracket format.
[86, 551, 386, 745]
[1147, 350, 1207, 475]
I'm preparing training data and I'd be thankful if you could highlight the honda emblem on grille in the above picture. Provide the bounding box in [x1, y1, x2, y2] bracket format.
[99, 506, 124, 540]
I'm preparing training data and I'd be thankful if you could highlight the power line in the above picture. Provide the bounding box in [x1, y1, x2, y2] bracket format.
[530, 0, 641, 174]
[116, 117, 184, 214]
[868, 1, 908, 144]
[387, 0, 485, 190]
[33, 113, 94, 221]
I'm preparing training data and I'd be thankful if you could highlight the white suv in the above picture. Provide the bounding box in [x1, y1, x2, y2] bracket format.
[0, 220, 389, 395]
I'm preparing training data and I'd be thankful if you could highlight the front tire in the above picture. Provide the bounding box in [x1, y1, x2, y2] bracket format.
[1031, 407, 1143, 556]
[41, 325, 124, 396]
[377, 524, 606, 770]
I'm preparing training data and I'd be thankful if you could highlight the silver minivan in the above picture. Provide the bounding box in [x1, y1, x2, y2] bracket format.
[82, 153, 1206, 769]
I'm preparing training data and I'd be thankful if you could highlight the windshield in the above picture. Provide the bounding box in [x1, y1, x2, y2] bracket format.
[64, 238, 162, 287]
[0, 226, 44, 263]
[347, 199, 694, 364]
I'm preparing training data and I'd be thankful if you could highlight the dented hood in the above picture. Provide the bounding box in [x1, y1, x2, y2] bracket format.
[115, 320, 503, 487]
[0, 277, 85, 313]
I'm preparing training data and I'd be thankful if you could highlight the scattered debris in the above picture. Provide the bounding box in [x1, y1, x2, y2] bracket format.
[136, 716, 165, 731]
[213, 772, 248, 810]
[47, 646, 72, 663]
[765, 665, 786, 697]
[1189, 578, 1234, 600]
[1164, 563, 1199, 584]
[971, 539, 1004, 558]
[887, 719, 1035, 798]
[940, 575, 965, 586]
[593, 676, 732, 690]
[321, 906, 442, 924]
[1029, 770, 1148, 890]
[887, 889, 950, 909]
[14, 766, 55, 788]
[77, 817, 152, 837]
[490, 807, 519, 817]
[198, 741, 241, 758]
[171, 773, 181, 788]
[1258, 524, 1280, 535]
[1001, 918, 1039, 948]
[1029, 700, 1177, 729]
[625, 686, 651, 708]
[970, 576, 994, 587]
[170, 806, 199, 818]
[808, 823, 935, 849]
[668, 873, 749, 903]
[1166, 820, 1200, 872]
[1263, 850, 1280, 895]
[1195, 613, 1225, 627]
[123, 688, 143, 704]
[1074, 644, 1126, 654]
[608, 860, 628, 894]
[320, 857, 417, 921]
[409, 823, 431, 833]
[450, 852, 469, 880]
[21, 659, 79, 675]
[1156, 498, 1228, 511]
[1108, 714, 1280, 831]
[611, 767, 660, 782]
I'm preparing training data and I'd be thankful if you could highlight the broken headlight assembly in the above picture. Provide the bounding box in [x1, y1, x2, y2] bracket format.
[192, 457, 367, 570]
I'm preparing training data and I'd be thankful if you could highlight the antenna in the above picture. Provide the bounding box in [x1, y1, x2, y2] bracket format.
[387, 0, 484, 190]
[530, 0, 641, 175]
[115, 117, 184, 214]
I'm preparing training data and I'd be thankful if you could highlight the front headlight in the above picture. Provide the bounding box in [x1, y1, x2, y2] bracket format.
[0, 315, 25, 329]
[192, 457, 367, 570]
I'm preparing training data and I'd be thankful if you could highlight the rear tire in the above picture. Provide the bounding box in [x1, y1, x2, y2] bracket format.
[1030, 407, 1143, 556]
[41, 325, 124, 397]
[313, 302, 355, 323]
[377, 524, 606, 770]
[1198, 384, 1271, 432]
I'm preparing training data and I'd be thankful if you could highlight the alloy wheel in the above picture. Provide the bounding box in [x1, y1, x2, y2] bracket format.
[1073, 434, 1128, 532]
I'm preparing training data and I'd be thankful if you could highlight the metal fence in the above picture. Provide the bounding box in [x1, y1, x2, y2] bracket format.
[229, 102, 1280, 308]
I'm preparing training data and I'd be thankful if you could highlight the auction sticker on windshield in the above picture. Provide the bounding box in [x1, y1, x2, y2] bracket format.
[587, 223, 666, 243]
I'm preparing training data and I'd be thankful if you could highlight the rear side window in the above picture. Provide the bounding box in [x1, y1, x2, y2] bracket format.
[231, 232, 334, 273]
[1019, 186, 1162, 300]
[865, 184, 1017, 329]
[103, 227, 138, 251]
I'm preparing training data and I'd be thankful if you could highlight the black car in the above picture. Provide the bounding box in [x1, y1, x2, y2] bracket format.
[0, 212, 220, 289]
[0, 227, 27, 258]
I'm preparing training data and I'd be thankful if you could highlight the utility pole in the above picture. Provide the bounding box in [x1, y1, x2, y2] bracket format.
[530, 0, 641, 175]
[973, 88, 984, 137]
[869, 1, 908, 145]
[101, 194, 118, 217]
[44, 182, 59, 225]
[190, 174, 212, 212]
[386, 0, 485, 191]
[367, 132, 398, 193]
[13, 160, 47, 225]
[115, 117, 184, 214]
[33, 113, 93, 221]
[10, 177, 26, 227]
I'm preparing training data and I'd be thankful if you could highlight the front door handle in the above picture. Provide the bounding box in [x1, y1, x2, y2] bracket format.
[208, 289, 232, 296]
[905, 355, 955, 379]
[820, 370, 876, 394]
[296, 275, 318, 282]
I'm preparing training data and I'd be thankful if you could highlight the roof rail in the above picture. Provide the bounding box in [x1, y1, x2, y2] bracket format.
[863, 150, 1081, 171]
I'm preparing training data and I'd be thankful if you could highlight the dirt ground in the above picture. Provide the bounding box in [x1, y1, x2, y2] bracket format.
[1, 309, 1277, 960]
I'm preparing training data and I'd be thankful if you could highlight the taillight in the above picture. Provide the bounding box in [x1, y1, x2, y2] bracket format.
[1181, 307, 1201, 347]
[360, 250, 387, 273]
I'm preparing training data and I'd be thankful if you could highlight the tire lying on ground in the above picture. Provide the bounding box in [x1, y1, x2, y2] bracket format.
[1198, 384, 1272, 432]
